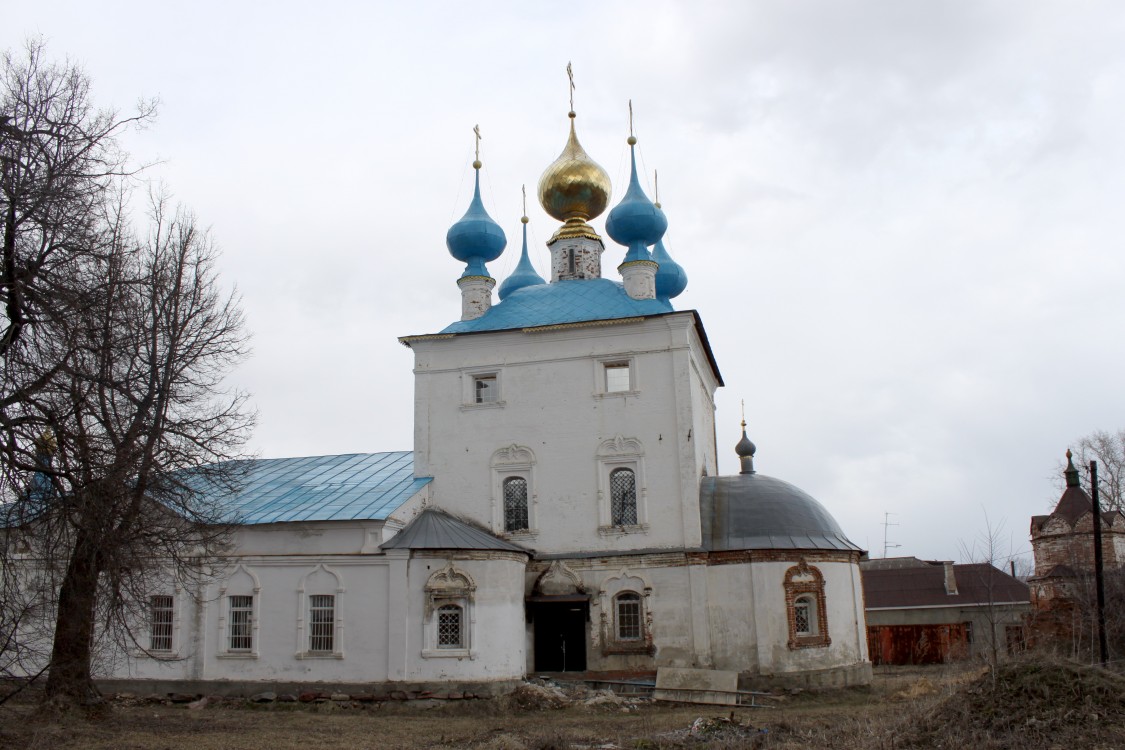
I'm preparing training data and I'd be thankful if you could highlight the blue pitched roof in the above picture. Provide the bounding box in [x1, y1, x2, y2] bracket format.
[190, 452, 431, 524]
[440, 278, 674, 334]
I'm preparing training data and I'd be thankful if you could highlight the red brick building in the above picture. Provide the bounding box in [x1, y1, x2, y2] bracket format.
[1029, 451, 1125, 648]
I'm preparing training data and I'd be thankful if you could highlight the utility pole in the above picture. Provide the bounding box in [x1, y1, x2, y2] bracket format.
[882, 512, 901, 559]
[1091, 461, 1108, 666]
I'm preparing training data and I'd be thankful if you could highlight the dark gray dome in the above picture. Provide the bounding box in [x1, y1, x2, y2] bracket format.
[699, 473, 861, 552]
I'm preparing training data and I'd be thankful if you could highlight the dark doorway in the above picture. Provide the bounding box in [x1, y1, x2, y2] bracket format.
[531, 600, 588, 672]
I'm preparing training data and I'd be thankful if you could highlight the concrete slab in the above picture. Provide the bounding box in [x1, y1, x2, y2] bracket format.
[654, 667, 740, 705]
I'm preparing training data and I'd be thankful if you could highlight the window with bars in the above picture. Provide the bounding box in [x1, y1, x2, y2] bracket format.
[229, 595, 253, 651]
[610, 468, 638, 526]
[149, 595, 174, 651]
[794, 597, 813, 635]
[615, 592, 642, 641]
[503, 476, 529, 532]
[308, 594, 335, 652]
[604, 363, 631, 393]
[437, 604, 463, 648]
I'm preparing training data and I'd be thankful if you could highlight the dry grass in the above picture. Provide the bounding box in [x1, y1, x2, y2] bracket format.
[2, 660, 1120, 749]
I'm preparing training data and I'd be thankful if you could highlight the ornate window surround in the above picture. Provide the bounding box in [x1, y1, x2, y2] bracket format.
[295, 564, 345, 659]
[596, 435, 648, 535]
[596, 568, 655, 655]
[422, 562, 476, 659]
[491, 444, 537, 539]
[217, 565, 261, 659]
[784, 559, 831, 650]
[133, 582, 184, 659]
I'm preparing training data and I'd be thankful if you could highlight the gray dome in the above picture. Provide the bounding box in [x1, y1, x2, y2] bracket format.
[699, 473, 861, 552]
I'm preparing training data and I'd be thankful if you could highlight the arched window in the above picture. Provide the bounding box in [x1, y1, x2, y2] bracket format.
[503, 476, 529, 532]
[437, 604, 464, 649]
[610, 468, 637, 526]
[615, 592, 643, 641]
[784, 560, 830, 649]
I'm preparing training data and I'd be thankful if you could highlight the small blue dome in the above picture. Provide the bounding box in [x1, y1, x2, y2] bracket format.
[606, 143, 667, 263]
[652, 238, 687, 300]
[498, 220, 546, 300]
[447, 169, 507, 277]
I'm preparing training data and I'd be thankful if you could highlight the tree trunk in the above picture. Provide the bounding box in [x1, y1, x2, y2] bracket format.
[44, 529, 102, 705]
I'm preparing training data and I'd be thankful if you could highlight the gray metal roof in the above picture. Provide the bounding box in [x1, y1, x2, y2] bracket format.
[185, 452, 431, 524]
[380, 508, 530, 553]
[699, 473, 862, 552]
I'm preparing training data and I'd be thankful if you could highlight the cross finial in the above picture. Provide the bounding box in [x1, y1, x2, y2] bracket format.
[567, 61, 575, 113]
[521, 184, 527, 217]
[654, 169, 660, 205]
[629, 99, 634, 139]
[473, 124, 481, 164]
[740, 399, 746, 429]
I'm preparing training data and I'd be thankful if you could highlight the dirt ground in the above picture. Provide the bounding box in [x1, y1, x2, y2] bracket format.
[2, 660, 1123, 750]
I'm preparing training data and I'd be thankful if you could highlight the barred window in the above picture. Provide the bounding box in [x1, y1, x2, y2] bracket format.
[503, 477, 529, 532]
[794, 596, 813, 636]
[229, 595, 253, 651]
[150, 595, 174, 651]
[610, 468, 638, 526]
[437, 604, 463, 648]
[616, 592, 642, 641]
[308, 594, 335, 652]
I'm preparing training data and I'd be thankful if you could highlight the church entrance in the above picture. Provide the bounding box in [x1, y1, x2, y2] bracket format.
[529, 598, 588, 672]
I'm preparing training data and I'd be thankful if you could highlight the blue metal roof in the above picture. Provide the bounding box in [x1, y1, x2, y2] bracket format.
[189, 452, 431, 524]
[440, 278, 673, 334]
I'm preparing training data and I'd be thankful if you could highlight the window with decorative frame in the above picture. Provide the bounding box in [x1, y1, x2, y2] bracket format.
[296, 564, 344, 659]
[783, 559, 830, 649]
[217, 566, 260, 658]
[149, 595, 174, 652]
[423, 563, 475, 658]
[596, 435, 647, 534]
[491, 445, 536, 537]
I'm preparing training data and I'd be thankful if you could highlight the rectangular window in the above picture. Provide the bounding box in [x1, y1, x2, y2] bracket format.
[794, 600, 811, 635]
[616, 595, 642, 640]
[437, 605, 463, 648]
[229, 595, 253, 651]
[474, 375, 498, 403]
[149, 595, 174, 652]
[604, 363, 631, 393]
[308, 594, 335, 652]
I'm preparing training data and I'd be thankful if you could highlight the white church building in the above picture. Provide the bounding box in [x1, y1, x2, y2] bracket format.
[110, 106, 872, 694]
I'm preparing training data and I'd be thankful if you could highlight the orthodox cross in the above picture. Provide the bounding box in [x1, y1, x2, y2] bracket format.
[567, 61, 575, 112]
[473, 124, 481, 161]
[628, 99, 634, 138]
[521, 184, 527, 217]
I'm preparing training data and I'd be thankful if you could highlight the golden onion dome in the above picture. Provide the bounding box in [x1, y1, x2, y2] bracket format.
[537, 113, 612, 242]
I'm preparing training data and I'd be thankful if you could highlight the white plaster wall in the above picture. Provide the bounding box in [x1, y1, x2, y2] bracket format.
[410, 312, 720, 555]
[117, 551, 394, 683]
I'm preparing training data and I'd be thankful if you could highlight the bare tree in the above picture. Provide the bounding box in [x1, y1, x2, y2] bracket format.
[1, 41, 253, 710]
[1056, 429, 1124, 513]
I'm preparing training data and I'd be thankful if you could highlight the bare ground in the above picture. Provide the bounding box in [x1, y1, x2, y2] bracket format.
[2, 660, 1122, 750]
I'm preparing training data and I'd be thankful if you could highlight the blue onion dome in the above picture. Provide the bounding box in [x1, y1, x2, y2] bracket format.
[538, 112, 612, 243]
[652, 237, 687, 300]
[498, 215, 546, 300]
[606, 137, 667, 263]
[446, 164, 507, 278]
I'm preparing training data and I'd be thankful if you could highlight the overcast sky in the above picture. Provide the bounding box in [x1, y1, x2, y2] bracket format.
[8, 1, 1125, 567]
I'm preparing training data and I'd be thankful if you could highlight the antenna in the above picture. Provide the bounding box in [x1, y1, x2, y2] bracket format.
[882, 512, 901, 559]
